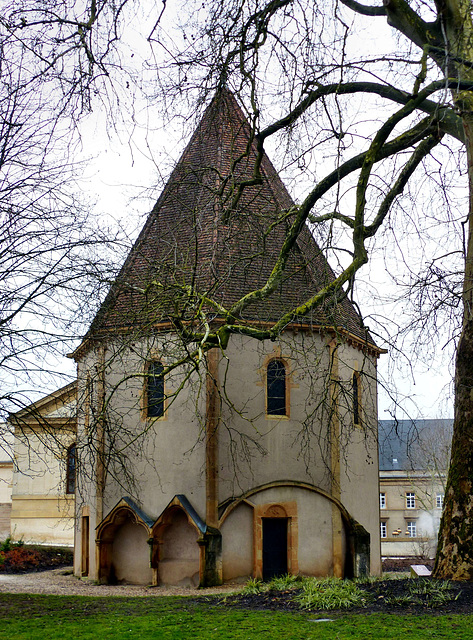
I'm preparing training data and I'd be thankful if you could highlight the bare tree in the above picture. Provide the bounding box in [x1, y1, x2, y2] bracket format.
[134, 0, 473, 579]
[5, 0, 473, 580]
[0, 0, 138, 418]
[337, 0, 473, 582]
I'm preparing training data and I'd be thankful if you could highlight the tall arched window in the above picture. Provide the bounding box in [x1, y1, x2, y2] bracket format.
[147, 360, 165, 418]
[352, 372, 361, 426]
[266, 359, 287, 416]
[66, 443, 76, 495]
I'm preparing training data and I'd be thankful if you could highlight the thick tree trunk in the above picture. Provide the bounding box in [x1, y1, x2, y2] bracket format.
[345, 0, 473, 581]
[402, 0, 473, 581]
[434, 325, 473, 579]
[434, 110, 473, 579]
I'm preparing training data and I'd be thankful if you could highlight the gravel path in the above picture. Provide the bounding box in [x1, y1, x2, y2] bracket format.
[0, 567, 243, 598]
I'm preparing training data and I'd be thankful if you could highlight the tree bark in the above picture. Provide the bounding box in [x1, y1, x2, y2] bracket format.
[435, 319, 473, 579]
[429, 0, 473, 580]
[434, 107, 473, 579]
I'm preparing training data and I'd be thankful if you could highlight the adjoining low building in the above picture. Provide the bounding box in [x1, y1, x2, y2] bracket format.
[7, 383, 76, 546]
[0, 424, 13, 540]
[378, 419, 453, 559]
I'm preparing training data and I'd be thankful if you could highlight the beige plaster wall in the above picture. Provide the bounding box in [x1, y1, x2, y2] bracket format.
[0, 506, 11, 540]
[158, 510, 200, 587]
[11, 429, 75, 546]
[74, 341, 207, 580]
[250, 485, 336, 577]
[221, 485, 342, 581]
[75, 331, 380, 579]
[13, 429, 75, 496]
[336, 344, 381, 575]
[0, 461, 13, 538]
[74, 348, 102, 577]
[218, 334, 380, 575]
[0, 462, 12, 504]
[221, 501, 254, 581]
[10, 496, 74, 545]
[217, 334, 333, 498]
[100, 340, 207, 519]
[380, 473, 444, 559]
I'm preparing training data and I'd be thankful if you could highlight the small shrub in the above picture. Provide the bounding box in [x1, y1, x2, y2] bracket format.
[0, 545, 73, 573]
[1, 537, 25, 553]
[0, 537, 12, 553]
[4, 547, 41, 571]
[294, 577, 369, 610]
[384, 593, 416, 607]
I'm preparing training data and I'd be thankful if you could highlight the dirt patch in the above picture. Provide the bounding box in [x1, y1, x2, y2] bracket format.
[221, 579, 473, 615]
[0, 567, 245, 597]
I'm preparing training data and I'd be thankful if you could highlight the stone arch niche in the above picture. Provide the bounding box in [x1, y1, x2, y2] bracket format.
[152, 506, 201, 587]
[96, 501, 152, 585]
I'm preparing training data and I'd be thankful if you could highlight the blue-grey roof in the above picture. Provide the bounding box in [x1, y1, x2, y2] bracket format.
[175, 494, 207, 534]
[378, 419, 453, 471]
[121, 496, 155, 528]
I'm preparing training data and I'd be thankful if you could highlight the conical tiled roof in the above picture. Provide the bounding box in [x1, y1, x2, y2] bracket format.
[86, 90, 375, 348]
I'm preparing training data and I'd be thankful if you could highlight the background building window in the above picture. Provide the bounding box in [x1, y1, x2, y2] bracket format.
[266, 359, 287, 416]
[380, 521, 387, 539]
[84, 372, 94, 434]
[380, 492, 386, 509]
[147, 360, 165, 418]
[406, 492, 416, 509]
[436, 494, 444, 509]
[66, 443, 76, 494]
[406, 521, 417, 538]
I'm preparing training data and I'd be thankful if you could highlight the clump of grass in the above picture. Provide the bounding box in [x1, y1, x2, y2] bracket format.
[242, 574, 305, 595]
[354, 574, 382, 585]
[384, 578, 457, 608]
[242, 578, 267, 595]
[267, 574, 304, 591]
[294, 577, 369, 610]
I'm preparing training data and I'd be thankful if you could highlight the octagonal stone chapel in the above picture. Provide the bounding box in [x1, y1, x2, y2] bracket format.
[71, 90, 382, 586]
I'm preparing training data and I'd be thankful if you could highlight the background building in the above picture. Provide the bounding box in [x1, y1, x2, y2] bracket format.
[7, 384, 76, 546]
[0, 424, 13, 540]
[379, 419, 452, 559]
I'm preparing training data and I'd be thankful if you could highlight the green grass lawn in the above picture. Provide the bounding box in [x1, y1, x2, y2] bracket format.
[0, 593, 472, 640]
